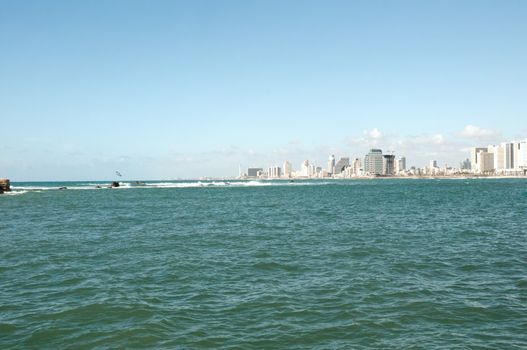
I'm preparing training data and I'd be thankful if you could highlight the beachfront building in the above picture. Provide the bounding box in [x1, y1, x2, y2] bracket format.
[247, 168, 263, 178]
[283, 161, 292, 178]
[476, 150, 494, 174]
[364, 149, 383, 175]
[267, 166, 281, 178]
[395, 156, 406, 174]
[460, 158, 471, 171]
[504, 142, 516, 171]
[334, 157, 350, 175]
[486, 145, 503, 173]
[300, 160, 318, 177]
[382, 154, 395, 175]
[327, 155, 335, 175]
[518, 141, 527, 175]
[470, 147, 488, 173]
[461, 158, 471, 170]
[469, 138, 527, 175]
[341, 165, 353, 178]
[301, 160, 310, 177]
[352, 158, 362, 176]
[426, 160, 439, 175]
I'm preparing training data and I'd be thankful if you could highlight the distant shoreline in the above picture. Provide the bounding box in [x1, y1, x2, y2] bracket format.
[6, 175, 527, 183]
[235, 175, 527, 181]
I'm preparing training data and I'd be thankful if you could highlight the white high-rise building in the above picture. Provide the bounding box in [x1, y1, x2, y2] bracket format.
[471, 147, 488, 172]
[352, 158, 362, 176]
[395, 156, 406, 174]
[487, 144, 504, 173]
[470, 139, 527, 175]
[364, 149, 383, 175]
[283, 160, 292, 178]
[301, 160, 310, 177]
[504, 142, 515, 171]
[476, 151, 494, 173]
[309, 164, 317, 177]
[518, 140, 527, 174]
[328, 155, 336, 174]
[267, 166, 281, 178]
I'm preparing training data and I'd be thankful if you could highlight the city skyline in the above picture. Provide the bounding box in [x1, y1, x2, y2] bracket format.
[241, 134, 527, 179]
[1, 1, 527, 180]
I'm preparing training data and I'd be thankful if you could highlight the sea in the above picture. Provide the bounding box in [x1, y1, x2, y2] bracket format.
[1, 179, 526, 349]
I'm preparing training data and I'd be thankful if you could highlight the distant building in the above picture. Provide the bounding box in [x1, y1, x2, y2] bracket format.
[476, 151, 494, 173]
[460, 158, 471, 170]
[334, 157, 350, 174]
[267, 166, 281, 178]
[429, 160, 438, 169]
[396, 157, 406, 174]
[470, 147, 488, 172]
[488, 144, 504, 172]
[479, 140, 527, 175]
[504, 142, 515, 170]
[519, 140, 527, 175]
[247, 168, 263, 178]
[364, 149, 383, 175]
[352, 158, 362, 176]
[382, 154, 395, 175]
[283, 161, 292, 178]
[301, 160, 310, 177]
[327, 155, 335, 174]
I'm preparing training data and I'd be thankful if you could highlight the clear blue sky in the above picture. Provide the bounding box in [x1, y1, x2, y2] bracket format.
[1, 0, 526, 180]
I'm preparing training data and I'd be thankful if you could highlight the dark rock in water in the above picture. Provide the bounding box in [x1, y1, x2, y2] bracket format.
[95, 185, 101, 189]
[58, 187, 67, 190]
[111, 181, 120, 188]
[0, 188, 4, 194]
[0, 178, 10, 192]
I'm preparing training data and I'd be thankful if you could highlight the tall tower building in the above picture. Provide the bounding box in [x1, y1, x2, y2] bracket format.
[476, 151, 494, 173]
[334, 157, 350, 174]
[518, 140, 527, 173]
[267, 166, 281, 178]
[283, 160, 292, 178]
[328, 155, 336, 174]
[382, 155, 395, 175]
[301, 160, 310, 177]
[352, 158, 362, 176]
[487, 144, 504, 173]
[398, 157, 406, 172]
[504, 142, 515, 170]
[364, 149, 383, 175]
[470, 147, 488, 172]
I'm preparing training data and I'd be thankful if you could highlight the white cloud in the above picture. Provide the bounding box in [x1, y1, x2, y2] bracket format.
[368, 128, 382, 139]
[459, 125, 501, 140]
[432, 134, 445, 145]
[348, 128, 385, 147]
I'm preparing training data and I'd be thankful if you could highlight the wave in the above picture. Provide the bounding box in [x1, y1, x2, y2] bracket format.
[145, 181, 273, 188]
[2, 190, 30, 196]
[6, 180, 335, 194]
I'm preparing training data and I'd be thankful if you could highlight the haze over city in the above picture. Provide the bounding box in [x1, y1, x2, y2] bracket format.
[1, 0, 526, 180]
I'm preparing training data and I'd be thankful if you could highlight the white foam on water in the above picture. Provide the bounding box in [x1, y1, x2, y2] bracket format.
[144, 181, 278, 188]
[11, 186, 58, 191]
[2, 190, 30, 196]
[7, 180, 337, 193]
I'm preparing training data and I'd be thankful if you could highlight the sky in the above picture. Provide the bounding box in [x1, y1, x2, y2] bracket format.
[1, 0, 526, 180]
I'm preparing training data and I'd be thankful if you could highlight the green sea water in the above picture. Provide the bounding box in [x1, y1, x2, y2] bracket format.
[1, 179, 526, 349]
